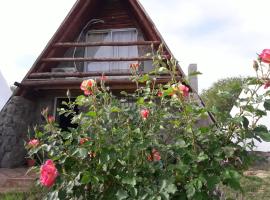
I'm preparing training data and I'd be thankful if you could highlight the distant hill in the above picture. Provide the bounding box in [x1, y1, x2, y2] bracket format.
[0, 71, 11, 110]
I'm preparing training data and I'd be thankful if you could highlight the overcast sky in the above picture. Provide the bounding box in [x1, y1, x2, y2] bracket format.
[0, 0, 269, 92]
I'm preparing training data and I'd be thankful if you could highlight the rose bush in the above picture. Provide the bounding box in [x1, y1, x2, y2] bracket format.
[26, 47, 270, 199]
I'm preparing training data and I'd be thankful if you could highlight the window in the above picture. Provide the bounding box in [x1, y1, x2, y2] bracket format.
[85, 28, 138, 72]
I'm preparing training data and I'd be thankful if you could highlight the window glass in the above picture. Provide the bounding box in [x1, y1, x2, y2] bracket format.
[85, 29, 138, 72]
[85, 31, 111, 71]
[111, 29, 138, 71]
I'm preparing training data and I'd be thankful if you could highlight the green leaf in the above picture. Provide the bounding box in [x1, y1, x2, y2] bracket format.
[263, 99, 270, 110]
[258, 132, 270, 142]
[197, 152, 209, 162]
[160, 180, 167, 192]
[175, 140, 187, 148]
[111, 106, 121, 112]
[166, 184, 177, 194]
[163, 88, 174, 96]
[117, 159, 126, 166]
[254, 125, 270, 142]
[138, 74, 150, 83]
[86, 111, 97, 117]
[242, 116, 249, 129]
[130, 187, 138, 197]
[185, 183, 196, 199]
[188, 71, 202, 77]
[122, 177, 136, 187]
[35, 131, 43, 138]
[48, 191, 59, 200]
[78, 148, 88, 159]
[255, 109, 267, 117]
[116, 189, 128, 200]
[137, 97, 145, 105]
[222, 147, 235, 157]
[160, 192, 169, 200]
[206, 176, 220, 190]
[158, 67, 168, 73]
[223, 170, 241, 190]
[81, 171, 91, 184]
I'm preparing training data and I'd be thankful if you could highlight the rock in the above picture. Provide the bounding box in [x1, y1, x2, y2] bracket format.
[0, 96, 36, 168]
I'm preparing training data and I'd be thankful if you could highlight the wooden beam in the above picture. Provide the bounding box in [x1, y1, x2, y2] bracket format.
[41, 57, 152, 62]
[54, 41, 160, 47]
[28, 71, 172, 79]
[20, 77, 175, 87]
[29, 71, 133, 79]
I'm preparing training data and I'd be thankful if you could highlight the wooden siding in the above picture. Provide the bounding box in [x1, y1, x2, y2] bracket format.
[91, 0, 137, 30]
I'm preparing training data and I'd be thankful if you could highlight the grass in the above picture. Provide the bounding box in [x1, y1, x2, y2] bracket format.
[1, 164, 270, 200]
[0, 187, 44, 200]
[0, 193, 31, 200]
[223, 161, 270, 200]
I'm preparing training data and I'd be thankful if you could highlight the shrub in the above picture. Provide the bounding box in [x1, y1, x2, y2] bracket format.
[26, 48, 270, 199]
[200, 77, 244, 122]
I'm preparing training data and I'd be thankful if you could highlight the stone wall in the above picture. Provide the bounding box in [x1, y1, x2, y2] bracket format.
[0, 96, 37, 168]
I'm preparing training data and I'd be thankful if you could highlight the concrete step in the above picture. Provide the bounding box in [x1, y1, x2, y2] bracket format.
[3, 177, 35, 188]
[0, 168, 37, 193]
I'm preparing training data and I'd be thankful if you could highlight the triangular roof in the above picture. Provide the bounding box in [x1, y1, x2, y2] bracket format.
[0, 70, 11, 110]
[15, 0, 186, 96]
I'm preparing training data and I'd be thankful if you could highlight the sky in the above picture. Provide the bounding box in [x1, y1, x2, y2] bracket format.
[0, 71, 11, 109]
[0, 0, 269, 92]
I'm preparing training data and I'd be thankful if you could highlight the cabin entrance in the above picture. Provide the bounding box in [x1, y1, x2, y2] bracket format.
[54, 98, 78, 131]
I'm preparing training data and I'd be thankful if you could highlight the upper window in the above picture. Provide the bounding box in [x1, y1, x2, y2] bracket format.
[85, 28, 138, 72]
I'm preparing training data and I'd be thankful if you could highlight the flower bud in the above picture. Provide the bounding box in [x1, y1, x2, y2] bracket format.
[253, 60, 259, 71]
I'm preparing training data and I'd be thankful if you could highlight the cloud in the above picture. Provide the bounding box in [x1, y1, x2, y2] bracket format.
[0, 0, 269, 92]
[0, 0, 76, 85]
[140, 0, 270, 91]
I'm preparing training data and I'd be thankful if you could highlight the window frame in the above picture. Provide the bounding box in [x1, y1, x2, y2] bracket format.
[84, 28, 138, 72]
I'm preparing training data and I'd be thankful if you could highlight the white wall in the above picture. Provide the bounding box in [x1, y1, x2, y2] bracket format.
[0, 71, 11, 110]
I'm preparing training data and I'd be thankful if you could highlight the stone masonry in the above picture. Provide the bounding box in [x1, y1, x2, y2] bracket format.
[0, 96, 36, 168]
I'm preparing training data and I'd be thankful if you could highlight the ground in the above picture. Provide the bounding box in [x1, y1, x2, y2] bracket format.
[0, 164, 270, 200]
[223, 162, 270, 200]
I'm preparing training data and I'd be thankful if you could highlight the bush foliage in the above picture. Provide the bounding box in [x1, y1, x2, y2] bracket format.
[27, 48, 270, 200]
[200, 77, 244, 122]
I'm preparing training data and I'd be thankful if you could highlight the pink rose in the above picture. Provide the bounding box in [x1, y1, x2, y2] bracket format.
[147, 149, 161, 162]
[129, 63, 139, 70]
[88, 151, 96, 158]
[40, 160, 58, 187]
[157, 91, 163, 97]
[79, 137, 91, 145]
[80, 79, 95, 95]
[259, 49, 270, 63]
[178, 84, 189, 97]
[264, 81, 270, 89]
[140, 109, 150, 120]
[100, 74, 108, 81]
[28, 139, 39, 148]
[83, 90, 93, 96]
[48, 115, 55, 123]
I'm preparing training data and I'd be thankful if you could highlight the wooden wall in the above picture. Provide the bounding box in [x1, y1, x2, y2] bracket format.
[91, 0, 137, 30]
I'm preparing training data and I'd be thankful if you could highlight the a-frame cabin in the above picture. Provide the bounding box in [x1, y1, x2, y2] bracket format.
[0, 0, 207, 168]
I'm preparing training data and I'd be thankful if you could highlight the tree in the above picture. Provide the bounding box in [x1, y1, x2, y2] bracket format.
[200, 77, 245, 121]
